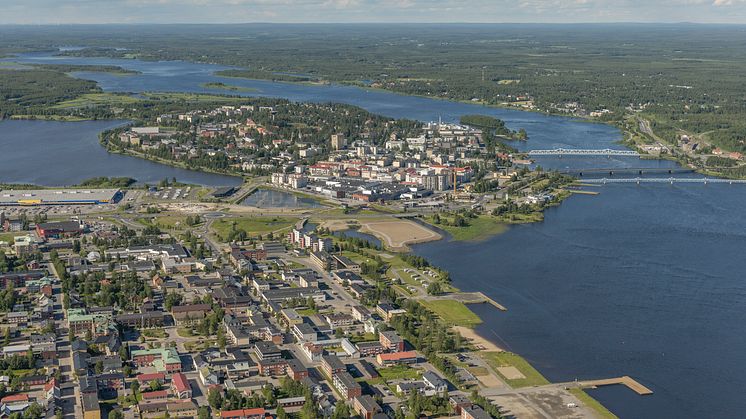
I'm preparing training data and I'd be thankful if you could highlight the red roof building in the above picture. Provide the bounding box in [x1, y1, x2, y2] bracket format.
[220, 407, 266, 419]
[171, 373, 192, 399]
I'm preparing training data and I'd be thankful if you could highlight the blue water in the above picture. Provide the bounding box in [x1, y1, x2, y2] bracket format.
[7, 50, 746, 418]
[0, 119, 240, 187]
[241, 189, 323, 209]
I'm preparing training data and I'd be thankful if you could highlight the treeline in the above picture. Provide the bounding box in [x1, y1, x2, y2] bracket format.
[0, 68, 100, 117]
[77, 177, 137, 188]
[460, 114, 527, 140]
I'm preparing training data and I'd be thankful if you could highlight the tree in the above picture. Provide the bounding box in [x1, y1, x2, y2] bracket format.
[208, 388, 223, 410]
[198, 407, 211, 419]
[149, 379, 162, 391]
[276, 405, 288, 419]
[108, 410, 124, 419]
[332, 402, 350, 419]
[94, 360, 104, 375]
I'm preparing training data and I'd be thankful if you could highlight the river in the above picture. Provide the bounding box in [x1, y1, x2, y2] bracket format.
[0, 119, 241, 187]
[7, 50, 746, 418]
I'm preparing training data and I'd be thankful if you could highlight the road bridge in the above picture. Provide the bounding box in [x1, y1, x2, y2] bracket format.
[528, 148, 640, 157]
[581, 177, 746, 184]
[560, 167, 694, 176]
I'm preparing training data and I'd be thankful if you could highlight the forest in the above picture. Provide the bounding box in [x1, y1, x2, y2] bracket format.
[3, 24, 746, 152]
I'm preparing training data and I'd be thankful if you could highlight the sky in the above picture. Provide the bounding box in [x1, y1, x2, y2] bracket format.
[3, 0, 746, 24]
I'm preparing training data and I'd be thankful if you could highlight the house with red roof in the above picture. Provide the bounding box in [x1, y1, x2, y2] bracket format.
[171, 373, 192, 399]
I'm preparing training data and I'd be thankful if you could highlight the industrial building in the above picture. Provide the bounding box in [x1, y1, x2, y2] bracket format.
[0, 189, 122, 206]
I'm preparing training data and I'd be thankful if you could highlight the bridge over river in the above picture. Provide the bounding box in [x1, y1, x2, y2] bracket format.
[528, 148, 640, 157]
[581, 177, 746, 184]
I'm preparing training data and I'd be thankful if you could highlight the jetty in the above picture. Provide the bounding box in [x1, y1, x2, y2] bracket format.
[450, 292, 507, 311]
[574, 376, 653, 395]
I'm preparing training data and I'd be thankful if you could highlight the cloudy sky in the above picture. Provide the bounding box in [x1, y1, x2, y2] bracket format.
[3, 0, 746, 24]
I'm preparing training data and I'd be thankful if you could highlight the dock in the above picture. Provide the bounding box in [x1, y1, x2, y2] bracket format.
[577, 376, 653, 395]
[451, 292, 507, 311]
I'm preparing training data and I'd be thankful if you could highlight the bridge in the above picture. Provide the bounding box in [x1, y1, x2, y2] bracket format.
[559, 167, 694, 176]
[581, 177, 746, 184]
[528, 148, 640, 157]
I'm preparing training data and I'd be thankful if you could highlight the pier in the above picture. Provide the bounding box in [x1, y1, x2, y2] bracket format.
[449, 292, 508, 311]
[528, 148, 640, 157]
[574, 376, 653, 396]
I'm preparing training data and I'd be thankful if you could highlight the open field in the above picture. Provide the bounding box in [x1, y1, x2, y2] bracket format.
[52, 92, 141, 109]
[359, 219, 441, 251]
[0, 232, 17, 245]
[427, 215, 507, 241]
[481, 351, 550, 388]
[420, 300, 482, 328]
[211, 216, 297, 239]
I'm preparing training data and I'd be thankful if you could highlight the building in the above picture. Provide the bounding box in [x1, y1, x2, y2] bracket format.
[253, 342, 282, 361]
[131, 348, 182, 373]
[332, 372, 361, 399]
[353, 395, 382, 419]
[115, 311, 165, 329]
[449, 394, 473, 415]
[379, 330, 405, 352]
[0, 189, 121, 206]
[171, 373, 192, 399]
[81, 392, 101, 419]
[309, 251, 333, 271]
[292, 323, 317, 342]
[376, 303, 407, 322]
[321, 355, 346, 378]
[136, 373, 166, 387]
[257, 359, 290, 376]
[351, 305, 371, 322]
[171, 304, 211, 326]
[286, 358, 309, 381]
[423, 371, 448, 394]
[220, 408, 266, 419]
[36, 221, 83, 239]
[462, 406, 492, 419]
[376, 351, 418, 366]
[324, 313, 355, 330]
[356, 341, 386, 357]
[331, 134, 347, 150]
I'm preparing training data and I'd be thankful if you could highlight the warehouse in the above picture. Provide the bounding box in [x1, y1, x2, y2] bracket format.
[0, 189, 122, 206]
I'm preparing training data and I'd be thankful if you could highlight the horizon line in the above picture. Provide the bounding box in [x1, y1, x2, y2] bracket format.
[1, 21, 745, 26]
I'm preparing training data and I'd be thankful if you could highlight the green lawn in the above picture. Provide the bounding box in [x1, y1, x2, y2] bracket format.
[377, 365, 422, 381]
[52, 92, 141, 109]
[0, 233, 17, 245]
[211, 216, 297, 240]
[569, 388, 619, 419]
[420, 300, 482, 328]
[427, 215, 508, 241]
[481, 351, 550, 388]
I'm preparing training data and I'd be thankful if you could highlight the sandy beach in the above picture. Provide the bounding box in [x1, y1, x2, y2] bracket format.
[454, 325, 504, 352]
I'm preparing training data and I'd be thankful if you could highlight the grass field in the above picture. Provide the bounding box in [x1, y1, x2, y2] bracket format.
[377, 365, 422, 381]
[569, 388, 619, 419]
[481, 351, 550, 388]
[428, 215, 507, 241]
[211, 216, 296, 239]
[420, 300, 482, 328]
[53, 92, 141, 109]
[0, 232, 17, 245]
